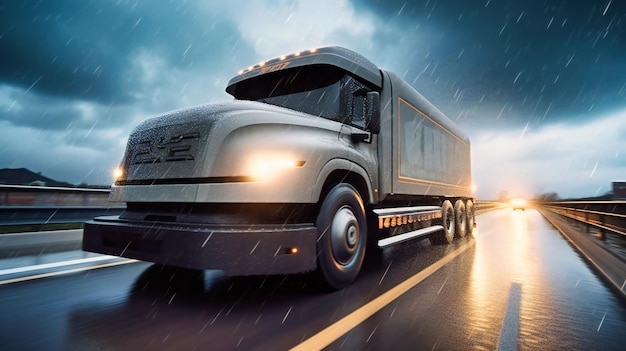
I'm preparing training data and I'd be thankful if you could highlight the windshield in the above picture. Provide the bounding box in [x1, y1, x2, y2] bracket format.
[230, 65, 344, 120]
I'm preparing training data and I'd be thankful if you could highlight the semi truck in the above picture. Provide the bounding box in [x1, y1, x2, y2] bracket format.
[83, 46, 474, 289]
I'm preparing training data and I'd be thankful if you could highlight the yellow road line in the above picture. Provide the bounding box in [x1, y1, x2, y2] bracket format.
[290, 239, 475, 351]
[0, 259, 138, 285]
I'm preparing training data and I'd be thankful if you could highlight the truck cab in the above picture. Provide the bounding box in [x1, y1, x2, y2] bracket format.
[83, 47, 474, 289]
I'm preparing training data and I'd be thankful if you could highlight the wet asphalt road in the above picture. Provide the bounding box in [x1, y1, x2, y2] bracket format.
[1, 209, 626, 350]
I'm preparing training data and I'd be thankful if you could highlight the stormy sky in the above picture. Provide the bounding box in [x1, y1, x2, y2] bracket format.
[1, 0, 625, 199]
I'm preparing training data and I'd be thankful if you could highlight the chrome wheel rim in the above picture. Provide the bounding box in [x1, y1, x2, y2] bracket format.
[330, 206, 360, 265]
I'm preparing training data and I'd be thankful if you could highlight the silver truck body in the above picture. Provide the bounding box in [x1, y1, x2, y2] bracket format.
[84, 47, 473, 288]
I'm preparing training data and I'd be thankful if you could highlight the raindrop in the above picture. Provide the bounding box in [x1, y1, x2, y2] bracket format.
[378, 262, 392, 285]
[397, 2, 406, 16]
[132, 17, 142, 30]
[498, 21, 508, 36]
[519, 122, 529, 140]
[437, 277, 448, 294]
[590, 162, 598, 178]
[603, 1, 612, 16]
[366, 325, 379, 343]
[282, 306, 292, 324]
[25, 76, 43, 94]
[183, 43, 192, 57]
[596, 311, 607, 331]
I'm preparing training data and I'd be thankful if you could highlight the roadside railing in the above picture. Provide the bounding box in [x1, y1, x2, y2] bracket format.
[0, 206, 125, 226]
[0, 185, 123, 233]
[541, 201, 626, 239]
[539, 201, 626, 296]
[474, 200, 503, 214]
[0, 184, 120, 206]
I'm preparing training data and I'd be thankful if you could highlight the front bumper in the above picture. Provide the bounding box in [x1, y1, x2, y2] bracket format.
[83, 216, 318, 275]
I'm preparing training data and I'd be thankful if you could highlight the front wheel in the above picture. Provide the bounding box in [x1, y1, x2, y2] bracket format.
[316, 184, 367, 290]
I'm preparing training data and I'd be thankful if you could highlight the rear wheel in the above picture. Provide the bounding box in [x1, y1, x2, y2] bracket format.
[432, 200, 455, 244]
[316, 184, 367, 290]
[466, 200, 475, 236]
[454, 199, 467, 238]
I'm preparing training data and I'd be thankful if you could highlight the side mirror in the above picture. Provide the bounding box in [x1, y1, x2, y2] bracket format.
[365, 91, 380, 134]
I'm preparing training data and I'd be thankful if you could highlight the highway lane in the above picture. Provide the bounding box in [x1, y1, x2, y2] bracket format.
[1, 209, 625, 350]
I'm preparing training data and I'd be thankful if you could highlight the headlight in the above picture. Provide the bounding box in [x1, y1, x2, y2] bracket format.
[113, 167, 124, 180]
[511, 198, 527, 207]
[246, 153, 306, 180]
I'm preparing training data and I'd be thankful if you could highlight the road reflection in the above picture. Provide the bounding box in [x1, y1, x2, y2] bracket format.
[465, 224, 509, 349]
[66, 265, 327, 350]
[3, 209, 625, 350]
[466, 210, 626, 350]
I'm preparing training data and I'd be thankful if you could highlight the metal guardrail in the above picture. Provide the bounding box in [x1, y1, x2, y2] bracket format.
[474, 200, 503, 214]
[0, 206, 125, 226]
[0, 184, 118, 206]
[541, 201, 626, 238]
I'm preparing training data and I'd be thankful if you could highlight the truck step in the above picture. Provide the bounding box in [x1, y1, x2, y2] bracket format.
[377, 225, 444, 248]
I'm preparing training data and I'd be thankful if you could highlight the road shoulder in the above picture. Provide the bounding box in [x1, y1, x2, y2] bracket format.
[539, 209, 626, 300]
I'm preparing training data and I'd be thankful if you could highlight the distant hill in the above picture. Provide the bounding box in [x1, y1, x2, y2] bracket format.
[0, 168, 73, 187]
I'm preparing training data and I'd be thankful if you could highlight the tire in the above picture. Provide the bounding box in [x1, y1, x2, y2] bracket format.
[465, 200, 475, 236]
[432, 200, 455, 245]
[454, 199, 467, 238]
[316, 184, 367, 290]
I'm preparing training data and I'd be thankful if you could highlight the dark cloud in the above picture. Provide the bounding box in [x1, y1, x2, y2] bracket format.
[357, 0, 626, 127]
[0, 0, 251, 104]
[2, 87, 80, 130]
[0, 0, 624, 195]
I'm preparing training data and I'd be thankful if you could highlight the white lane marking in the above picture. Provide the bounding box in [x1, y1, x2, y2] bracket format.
[0, 255, 121, 276]
[289, 239, 475, 351]
[0, 259, 138, 285]
[497, 282, 522, 351]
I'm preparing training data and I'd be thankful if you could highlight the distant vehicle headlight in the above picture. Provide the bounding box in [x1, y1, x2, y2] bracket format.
[511, 197, 527, 210]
